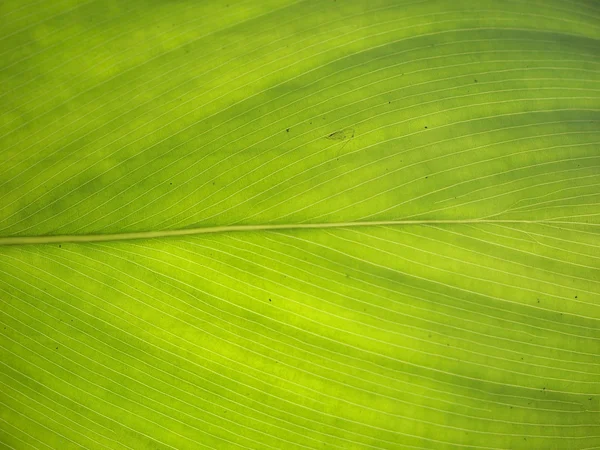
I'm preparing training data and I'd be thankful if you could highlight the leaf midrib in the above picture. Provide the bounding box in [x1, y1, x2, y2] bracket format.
[0, 219, 592, 246]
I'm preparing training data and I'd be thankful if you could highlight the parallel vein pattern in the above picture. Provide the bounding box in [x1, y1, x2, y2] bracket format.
[0, 0, 599, 449]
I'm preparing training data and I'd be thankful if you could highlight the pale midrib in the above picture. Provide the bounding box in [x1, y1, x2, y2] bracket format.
[0, 219, 591, 246]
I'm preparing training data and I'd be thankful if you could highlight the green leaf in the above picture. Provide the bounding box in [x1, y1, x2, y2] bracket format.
[1, 1, 599, 449]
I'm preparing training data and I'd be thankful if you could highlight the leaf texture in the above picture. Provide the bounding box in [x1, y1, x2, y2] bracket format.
[0, 1, 599, 449]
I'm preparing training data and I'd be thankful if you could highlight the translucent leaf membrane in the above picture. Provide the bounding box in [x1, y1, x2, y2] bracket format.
[0, 0, 599, 449]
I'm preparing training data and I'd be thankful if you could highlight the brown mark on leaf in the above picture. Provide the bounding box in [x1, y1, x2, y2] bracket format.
[326, 128, 355, 141]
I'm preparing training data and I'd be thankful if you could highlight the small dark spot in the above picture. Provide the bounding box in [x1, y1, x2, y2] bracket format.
[575, 295, 578, 299]
[286, 128, 289, 132]
[170, 183, 172, 185]
[542, 387, 545, 390]
[474, 79, 478, 83]
[424, 126, 428, 129]
[269, 298, 271, 302]
[389, 101, 391, 104]
[425, 176, 428, 179]
[537, 299, 540, 303]
[212, 182, 215, 185]
[55, 347, 58, 350]
[589, 397, 593, 401]
[59, 245, 61, 248]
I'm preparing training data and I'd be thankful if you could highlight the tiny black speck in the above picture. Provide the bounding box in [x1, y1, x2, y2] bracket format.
[286, 128, 289, 132]
[424, 126, 428, 129]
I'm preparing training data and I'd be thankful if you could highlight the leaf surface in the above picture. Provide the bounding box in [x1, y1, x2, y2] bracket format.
[0, 1, 599, 449]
